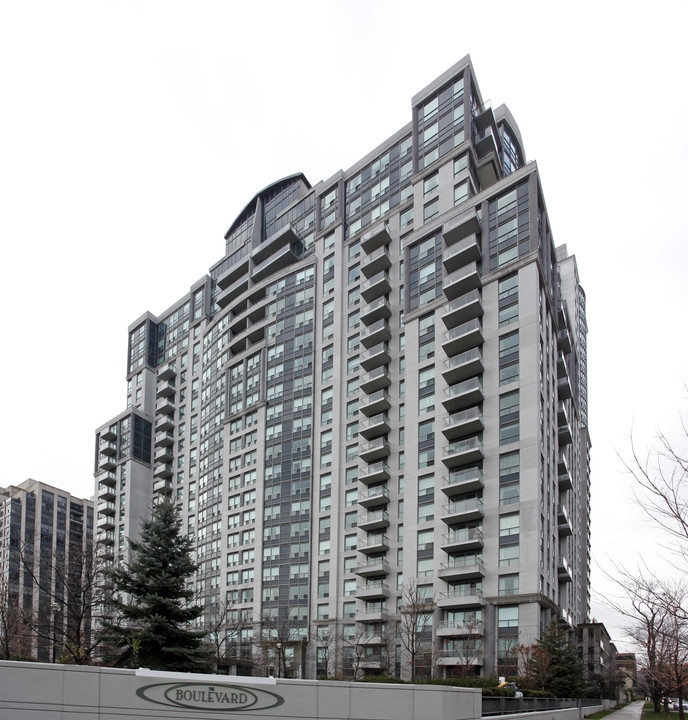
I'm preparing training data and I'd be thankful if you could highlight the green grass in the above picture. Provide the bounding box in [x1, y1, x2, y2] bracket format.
[642, 701, 685, 720]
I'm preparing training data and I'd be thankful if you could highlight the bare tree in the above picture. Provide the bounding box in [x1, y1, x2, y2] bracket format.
[20, 541, 117, 664]
[203, 596, 249, 673]
[624, 416, 688, 559]
[254, 607, 307, 678]
[397, 580, 435, 681]
[0, 575, 26, 660]
[446, 614, 485, 679]
[313, 622, 340, 678]
[602, 564, 684, 712]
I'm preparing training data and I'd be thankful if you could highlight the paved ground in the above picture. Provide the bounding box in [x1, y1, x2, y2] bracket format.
[605, 701, 645, 720]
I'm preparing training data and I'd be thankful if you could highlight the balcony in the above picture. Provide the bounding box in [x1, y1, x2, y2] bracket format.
[440, 527, 484, 552]
[558, 327, 572, 353]
[558, 465, 572, 492]
[98, 455, 116, 472]
[157, 362, 176, 381]
[359, 389, 391, 417]
[97, 530, 115, 546]
[442, 406, 484, 440]
[359, 486, 390, 508]
[443, 207, 481, 246]
[442, 318, 483, 356]
[155, 430, 174, 447]
[359, 413, 391, 440]
[358, 534, 389, 554]
[442, 437, 484, 467]
[360, 297, 392, 326]
[438, 557, 485, 581]
[558, 452, 570, 477]
[216, 254, 250, 290]
[358, 510, 390, 532]
[360, 318, 392, 349]
[436, 619, 483, 637]
[251, 244, 297, 282]
[156, 379, 176, 399]
[442, 377, 483, 412]
[153, 478, 173, 496]
[154, 462, 173, 479]
[442, 467, 484, 496]
[361, 270, 391, 303]
[443, 262, 481, 300]
[558, 503, 573, 536]
[443, 234, 481, 273]
[355, 558, 391, 577]
[99, 440, 117, 457]
[361, 221, 392, 254]
[359, 438, 391, 463]
[360, 366, 391, 394]
[558, 555, 573, 582]
[436, 650, 482, 667]
[437, 588, 484, 608]
[100, 426, 117, 441]
[360, 342, 391, 371]
[216, 275, 249, 309]
[474, 123, 499, 159]
[441, 289, 483, 329]
[558, 417, 573, 446]
[97, 470, 117, 487]
[155, 414, 175, 432]
[156, 396, 175, 416]
[98, 483, 115, 502]
[557, 356, 573, 400]
[98, 500, 116, 516]
[357, 461, 391, 485]
[97, 515, 115, 531]
[357, 611, 390, 624]
[361, 246, 392, 278]
[154, 445, 173, 464]
[251, 223, 299, 265]
[441, 497, 484, 524]
[356, 581, 390, 600]
[442, 348, 483, 385]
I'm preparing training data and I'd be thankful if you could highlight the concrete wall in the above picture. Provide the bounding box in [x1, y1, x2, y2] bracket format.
[0, 661, 482, 720]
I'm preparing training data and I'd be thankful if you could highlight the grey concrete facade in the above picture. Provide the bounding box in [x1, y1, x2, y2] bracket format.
[94, 55, 591, 679]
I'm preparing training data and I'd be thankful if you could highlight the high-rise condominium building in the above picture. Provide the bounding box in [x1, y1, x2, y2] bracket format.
[94, 55, 590, 679]
[0, 480, 94, 661]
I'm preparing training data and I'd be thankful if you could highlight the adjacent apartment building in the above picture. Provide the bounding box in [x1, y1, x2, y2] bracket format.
[94, 55, 591, 679]
[0, 480, 94, 661]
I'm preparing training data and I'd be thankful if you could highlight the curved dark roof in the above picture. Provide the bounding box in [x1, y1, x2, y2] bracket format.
[224, 172, 312, 240]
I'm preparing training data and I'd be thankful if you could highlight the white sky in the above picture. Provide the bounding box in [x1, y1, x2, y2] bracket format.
[1, 0, 687, 654]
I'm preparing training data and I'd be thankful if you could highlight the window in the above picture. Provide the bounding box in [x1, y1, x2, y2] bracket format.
[400, 207, 414, 230]
[499, 545, 519, 566]
[417, 557, 434, 577]
[423, 172, 439, 196]
[423, 198, 439, 223]
[499, 391, 520, 445]
[499, 513, 520, 537]
[499, 274, 519, 328]
[417, 529, 434, 551]
[419, 367, 434, 390]
[498, 606, 519, 628]
[499, 575, 519, 596]
[454, 181, 469, 206]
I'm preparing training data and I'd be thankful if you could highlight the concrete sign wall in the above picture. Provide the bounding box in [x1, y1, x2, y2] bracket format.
[0, 661, 482, 720]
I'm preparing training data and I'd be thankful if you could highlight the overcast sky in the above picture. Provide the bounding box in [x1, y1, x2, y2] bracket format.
[1, 1, 687, 653]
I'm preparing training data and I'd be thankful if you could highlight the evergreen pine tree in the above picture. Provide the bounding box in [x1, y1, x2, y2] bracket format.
[533, 620, 587, 698]
[101, 500, 212, 672]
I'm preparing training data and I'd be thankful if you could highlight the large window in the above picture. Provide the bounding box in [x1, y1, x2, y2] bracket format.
[499, 391, 520, 446]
